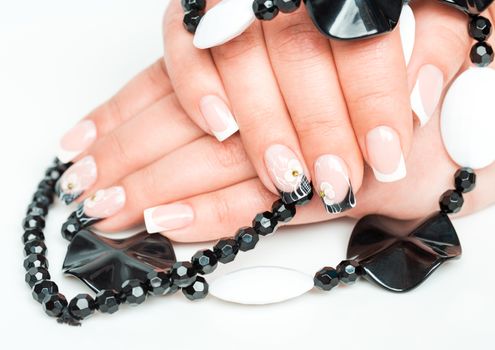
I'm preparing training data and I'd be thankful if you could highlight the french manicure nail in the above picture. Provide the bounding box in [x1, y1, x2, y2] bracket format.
[411, 64, 444, 127]
[315, 155, 356, 214]
[200, 95, 239, 142]
[57, 120, 97, 163]
[264, 144, 312, 205]
[366, 126, 407, 183]
[56, 156, 98, 204]
[400, 4, 416, 66]
[144, 204, 194, 234]
[82, 186, 126, 219]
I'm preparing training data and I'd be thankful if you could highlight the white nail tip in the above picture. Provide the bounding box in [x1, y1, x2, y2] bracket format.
[193, 0, 255, 49]
[372, 154, 407, 183]
[410, 80, 429, 127]
[144, 207, 162, 234]
[209, 266, 313, 305]
[400, 5, 415, 67]
[213, 118, 240, 142]
[56, 149, 80, 164]
[441, 67, 495, 170]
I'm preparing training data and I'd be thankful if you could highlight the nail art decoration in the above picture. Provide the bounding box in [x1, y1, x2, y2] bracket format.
[74, 186, 126, 227]
[57, 120, 97, 164]
[55, 156, 97, 204]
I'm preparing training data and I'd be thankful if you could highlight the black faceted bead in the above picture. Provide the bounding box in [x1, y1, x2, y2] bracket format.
[95, 289, 121, 314]
[61, 217, 82, 241]
[274, 0, 300, 13]
[26, 202, 48, 217]
[146, 270, 173, 295]
[32, 280, 58, 303]
[252, 211, 278, 236]
[235, 227, 259, 251]
[455, 168, 476, 193]
[25, 267, 50, 287]
[22, 215, 45, 230]
[192, 249, 218, 275]
[68, 294, 96, 320]
[182, 276, 209, 301]
[32, 189, 53, 207]
[183, 9, 204, 34]
[470, 42, 494, 67]
[469, 16, 492, 41]
[314, 267, 340, 291]
[439, 190, 464, 214]
[42, 293, 68, 318]
[24, 254, 49, 270]
[336, 260, 361, 285]
[24, 239, 47, 256]
[38, 178, 56, 192]
[45, 166, 63, 182]
[121, 279, 148, 305]
[214, 238, 239, 264]
[271, 199, 296, 223]
[181, 0, 206, 11]
[253, 0, 279, 20]
[171, 261, 196, 287]
[22, 228, 45, 244]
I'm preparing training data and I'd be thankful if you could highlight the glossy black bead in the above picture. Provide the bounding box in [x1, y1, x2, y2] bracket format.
[68, 294, 96, 320]
[45, 166, 63, 182]
[336, 260, 361, 285]
[183, 9, 204, 34]
[192, 249, 218, 275]
[274, 0, 300, 13]
[253, 0, 279, 20]
[24, 254, 49, 270]
[470, 42, 494, 67]
[95, 289, 121, 314]
[181, 0, 206, 11]
[26, 202, 48, 217]
[22, 228, 45, 244]
[235, 227, 259, 251]
[23, 215, 45, 230]
[182, 276, 209, 301]
[214, 238, 239, 263]
[252, 211, 278, 236]
[32, 189, 53, 207]
[61, 217, 82, 241]
[121, 279, 148, 305]
[469, 16, 492, 41]
[38, 178, 56, 191]
[25, 267, 50, 287]
[146, 270, 173, 295]
[32, 280, 58, 303]
[42, 293, 68, 318]
[314, 267, 340, 291]
[24, 239, 47, 256]
[171, 261, 196, 287]
[439, 190, 464, 214]
[271, 199, 296, 223]
[455, 168, 476, 193]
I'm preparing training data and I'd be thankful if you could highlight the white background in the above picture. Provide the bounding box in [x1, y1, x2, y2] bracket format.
[1, 1, 494, 349]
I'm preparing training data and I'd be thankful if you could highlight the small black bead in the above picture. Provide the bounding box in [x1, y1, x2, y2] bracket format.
[235, 227, 259, 251]
[38, 178, 56, 192]
[470, 42, 494, 67]
[61, 217, 82, 241]
[314, 267, 340, 291]
[22, 228, 45, 244]
[45, 166, 63, 182]
[192, 249, 218, 275]
[146, 270, 173, 295]
[24, 239, 47, 256]
[439, 190, 464, 214]
[95, 289, 121, 314]
[25, 267, 50, 288]
[24, 254, 49, 270]
[253, 0, 279, 20]
[181, 0, 206, 11]
[455, 168, 476, 193]
[271, 199, 296, 223]
[26, 202, 48, 217]
[68, 294, 96, 320]
[213, 238, 239, 263]
[183, 9, 204, 34]
[32, 280, 58, 303]
[469, 16, 492, 41]
[252, 211, 278, 236]
[121, 279, 148, 305]
[23, 215, 46, 230]
[32, 189, 53, 207]
[171, 261, 197, 287]
[336, 260, 361, 285]
[42, 293, 68, 318]
[182, 276, 209, 301]
[274, 0, 300, 13]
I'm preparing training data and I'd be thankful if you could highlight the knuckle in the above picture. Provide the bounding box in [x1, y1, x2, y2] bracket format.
[145, 59, 169, 90]
[106, 131, 134, 168]
[239, 105, 279, 135]
[214, 25, 263, 61]
[163, 5, 183, 35]
[296, 112, 348, 139]
[210, 191, 236, 228]
[348, 86, 399, 115]
[207, 137, 248, 170]
[138, 164, 164, 204]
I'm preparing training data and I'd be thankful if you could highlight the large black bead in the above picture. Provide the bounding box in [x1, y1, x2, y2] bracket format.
[213, 238, 239, 263]
[455, 168, 476, 193]
[439, 190, 464, 214]
[252, 211, 278, 236]
[271, 199, 296, 223]
[336, 260, 361, 285]
[22, 228, 45, 244]
[274, 0, 300, 13]
[61, 217, 82, 241]
[182, 276, 209, 301]
[68, 294, 96, 320]
[235, 227, 259, 251]
[183, 10, 204, 34]
[181, 0, 206, 11]
[253, 0, 279, 20]
[38, 178, 56, 192]
[314, 267, 340, 291]
[192, 249, 218, 275]
[32, 189, 53, 207]
[146, 271, 173, 295]
[42, 293, 68, 318]
[24, 254, 49, 270]
[470, 42, 494, 67]
[26, 202, 48, 217]
[23, 215, 45, 230]
[32, 280, 58, 303]
[171, 261, 196, 287]
[439, 0, 494, 15]
[25, 267, 50, 287]
[95, 289, 121, 314]
[469, 16, 492, 41]
[24, 239, 47, 256]
[121, 279, 148, 305]
[45, 166, 63, 182]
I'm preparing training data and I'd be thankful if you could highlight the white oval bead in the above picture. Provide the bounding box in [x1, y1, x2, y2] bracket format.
[193, 0, 255, 49]
[441, 67, 495, 170]
[400, 4, 415, 67]
[209, 266, 313, 305]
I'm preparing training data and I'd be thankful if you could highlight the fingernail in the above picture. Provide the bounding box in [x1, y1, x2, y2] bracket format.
[56, 156, 98, 204]
[82, 186, 126, 219]
[144, 204, 194, 234]
[315, 155, 356, 214]
[366, 126, 407, 183]
[411, 64, 444, 127]
[57, 120, 97, 163]
[400, 4, 416, 66]
[200, 95, 239, 142]
[264, 144, 312, 205]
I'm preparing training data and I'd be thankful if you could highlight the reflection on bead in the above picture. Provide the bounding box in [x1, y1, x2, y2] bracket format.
[121, 279, 148, 305]
[314, 267, 340, 291]
[439, 190, 464, 214]
[24, 254, 49, 270]
[470, 42, 494, 67]
[95, 289, 121, 314]
[235, 227, 259, 251]
[181, 0, 206, 11]
[182, 276, 209, 301]
[274, 0, 300, 13]
[68, 294, 96, 320]
[43, 293, 68, 318]
[184, 10, 204, 33]
[192, 249, 218, 275]
[336, 260, 361, 285]
[146, 271, 173, 295]
[454, 168, 476, 193]
[24, 239, 47, 256]
[253, 0, 279, 20]
[271, 199, 296, 223]
[25, 267, 50, 288]
[23, 215, 46, 230]
[22, 228, 45, 244]
[214, 238, 239, 263]
[469, 16, 492, 41]
[252, 211, 278, 236]
[171, 262, 197, 288]
[32, 280, 58, 303]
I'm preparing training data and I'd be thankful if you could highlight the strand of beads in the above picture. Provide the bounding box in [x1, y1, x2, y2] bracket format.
[469, 14, 493, 67]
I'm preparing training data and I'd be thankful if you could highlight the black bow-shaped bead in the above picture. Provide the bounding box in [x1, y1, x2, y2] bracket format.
[439, 0, 494, 14]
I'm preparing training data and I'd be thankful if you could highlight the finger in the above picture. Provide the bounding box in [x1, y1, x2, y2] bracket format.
[263, 7, 363, 215]
[56, 59, 172, 163]
[331, 27, 412, 183]
[163, 1, 239, 142]
[55, 94, 204, 204]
